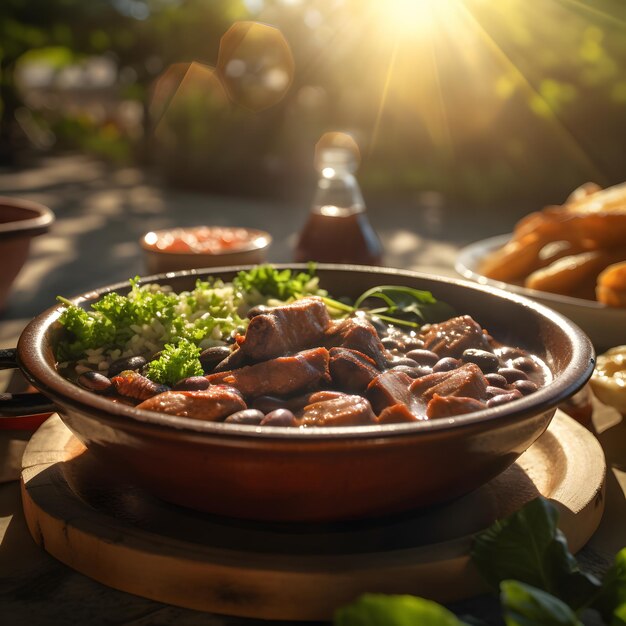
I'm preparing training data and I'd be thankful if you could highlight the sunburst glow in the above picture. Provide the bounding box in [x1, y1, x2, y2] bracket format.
[373, 0, 462, 40]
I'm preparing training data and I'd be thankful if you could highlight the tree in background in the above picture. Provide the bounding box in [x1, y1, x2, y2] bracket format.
[1, 0, 625, 212]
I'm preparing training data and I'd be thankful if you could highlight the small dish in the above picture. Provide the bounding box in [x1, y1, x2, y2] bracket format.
[456, 234, 626, 350]
[0, 197, 55, 312]
[140, 226, 272, 274]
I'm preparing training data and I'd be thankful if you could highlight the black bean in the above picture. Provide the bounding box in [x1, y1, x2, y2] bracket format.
[433, 357, 460, 372]
[486, 390, 522, 408]
[261, 409, 298, 427]
[199, 346, 232, 372]
[225, 409, 265, 425]
[484, 373, 508, 388]
[247, 305, 269, 319]
[513, 379, 539, 395]
[381, 337, 402, 350]
[387, 356, 419, 368]
[486, 385, 510, 398]
[392, 365, 432, 378]
[368, 316, 388, 337]
[498, 367, 528, 383]
[497, 347, 525, 360]
[405, 349, 439, 367]
[511, 356, 537, 372]
[108, 356, 147, 378]
[77, 371, 112, 393]
[251, 396, 287, 413]
[173, 376, 211, 391]
[461, 348, 499, 373]
[403, 336, 424, 351]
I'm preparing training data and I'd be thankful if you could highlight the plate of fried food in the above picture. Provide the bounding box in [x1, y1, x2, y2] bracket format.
[456, 182, 626, 350]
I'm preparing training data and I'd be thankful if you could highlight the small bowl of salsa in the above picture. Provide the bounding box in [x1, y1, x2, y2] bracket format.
[140, 226, 272, 274]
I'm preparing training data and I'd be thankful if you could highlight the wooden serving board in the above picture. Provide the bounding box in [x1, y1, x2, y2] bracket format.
[21, 412, 606, 622]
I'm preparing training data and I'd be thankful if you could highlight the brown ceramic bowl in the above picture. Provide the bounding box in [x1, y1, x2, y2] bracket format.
[0, 197, 54, 312]
[140, 226, 272, 274]
[14, 265, 594, 522]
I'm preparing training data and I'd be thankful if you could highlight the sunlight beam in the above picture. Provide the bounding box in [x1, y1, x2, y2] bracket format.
[457, 0, 609, 184]
[369, 40, 399, 156]
[555, 0, 626, 29]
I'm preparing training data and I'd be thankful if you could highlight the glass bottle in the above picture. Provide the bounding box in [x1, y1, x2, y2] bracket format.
[294, 144, 383, 265]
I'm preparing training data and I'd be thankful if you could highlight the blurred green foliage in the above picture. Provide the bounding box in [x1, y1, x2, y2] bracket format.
[1, 0, 625, 213]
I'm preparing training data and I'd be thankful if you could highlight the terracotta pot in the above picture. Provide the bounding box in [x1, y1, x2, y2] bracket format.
[10, 265, 594, 522]
[0, 197, 55, 312]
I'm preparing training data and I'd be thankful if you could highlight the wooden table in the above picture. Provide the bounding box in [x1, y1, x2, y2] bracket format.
[1, 155, 622, 624]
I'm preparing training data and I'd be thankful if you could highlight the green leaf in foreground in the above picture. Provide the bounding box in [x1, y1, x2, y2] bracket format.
[471, 497, 601, 610]
[501, 580, 583, 626]
[590, 548, 626, 622]
[334, 594, 466, 626]
[612, 602, 626, 626]
[144, 339, 202, 386]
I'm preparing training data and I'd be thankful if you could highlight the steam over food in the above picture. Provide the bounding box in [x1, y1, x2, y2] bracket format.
[55, 266, 550, 427]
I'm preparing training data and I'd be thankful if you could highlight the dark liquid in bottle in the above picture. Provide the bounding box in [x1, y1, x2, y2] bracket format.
[294, 209, 383, 265]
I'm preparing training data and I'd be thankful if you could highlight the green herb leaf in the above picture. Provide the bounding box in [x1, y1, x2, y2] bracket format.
[353, 285, 456, 325]
[144, 339, 203, 386]
[334, 594, 467, 626]
[501, 580, 583, 626]
[233, 263, 325, 303]
[471, 498, 601, 610]
[56, 302, 116, 360]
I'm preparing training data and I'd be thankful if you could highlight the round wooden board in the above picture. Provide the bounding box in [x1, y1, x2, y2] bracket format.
[21, 411, 605, 622]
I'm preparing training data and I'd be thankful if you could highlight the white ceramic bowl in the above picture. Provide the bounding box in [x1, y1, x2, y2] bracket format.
[456, 234, 626, 351]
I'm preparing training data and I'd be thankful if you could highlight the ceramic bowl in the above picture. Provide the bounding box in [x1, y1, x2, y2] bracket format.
[13, 265, 594, 522]
[140, 226, 272, 274]
[0, 197, 54, 312]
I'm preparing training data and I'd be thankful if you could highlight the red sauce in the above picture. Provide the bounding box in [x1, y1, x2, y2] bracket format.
[144, 227, 265, 255]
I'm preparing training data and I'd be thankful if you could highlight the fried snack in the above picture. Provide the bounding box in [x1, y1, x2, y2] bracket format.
[479, 181, 626, 296]
[525, 251, 608, 297]
[597, 261, 626, 308]
[565, 181, 626, 214]
[565, 182, 602, 205]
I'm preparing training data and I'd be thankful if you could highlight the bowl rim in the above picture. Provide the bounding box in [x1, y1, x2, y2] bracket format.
[139, 226, 272, 257]
[16, 264, 595, 441]
[0, 196, 55, 240]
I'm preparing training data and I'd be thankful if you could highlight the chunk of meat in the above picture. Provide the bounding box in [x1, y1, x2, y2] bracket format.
[377, 403, 420, 424]
[329, 347, 381, 393]
[300, 395, 376, 427]
[233, 297, 331, 363]
[426, 394, 487, 419]
[207, 347, 330, 399]
[136, 386, 246, 421]
[366, 370, 415, 414]
[420, 315, 492, 358]
[325, 316, 390, 369]
[409, 363, 488, 403]
[111, 370, 169, 401]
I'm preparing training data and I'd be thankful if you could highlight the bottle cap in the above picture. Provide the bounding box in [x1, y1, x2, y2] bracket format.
[314, 132, 360, 174]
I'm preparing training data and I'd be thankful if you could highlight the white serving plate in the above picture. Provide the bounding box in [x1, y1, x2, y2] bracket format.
[456, 234, 626, 351]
